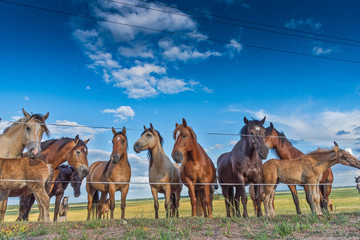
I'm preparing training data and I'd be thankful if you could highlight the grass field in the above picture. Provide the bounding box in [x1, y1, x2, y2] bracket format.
[1, 187, 359, 239]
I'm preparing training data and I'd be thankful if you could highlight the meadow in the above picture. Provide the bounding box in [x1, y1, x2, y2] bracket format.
[1, 187, 359, 239]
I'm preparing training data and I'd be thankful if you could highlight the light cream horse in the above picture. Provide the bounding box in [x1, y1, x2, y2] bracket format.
[0, 108, 49, 158]
[134, 124, 182, 218]
[263, 142, 360, 218]
[87, 127, 131, 220]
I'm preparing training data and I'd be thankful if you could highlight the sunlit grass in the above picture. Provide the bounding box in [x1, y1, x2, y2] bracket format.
[4, 187, 360, 222]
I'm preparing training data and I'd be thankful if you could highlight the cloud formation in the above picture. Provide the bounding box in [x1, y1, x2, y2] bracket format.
[103, 106, 135, 121]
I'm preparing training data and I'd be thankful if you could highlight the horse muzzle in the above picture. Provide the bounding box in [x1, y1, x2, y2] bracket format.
[172, 151, 183, 164]
[77, 165, 89, 179]
[258, 147, 269, 159]
[110, 153, 121, 164]
[27, 143, 42, 159]
[74, 189, 81, 198]
[133, 142, 143, 153]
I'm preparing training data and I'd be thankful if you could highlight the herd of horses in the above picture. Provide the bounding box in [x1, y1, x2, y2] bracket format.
[1, 109, 360, 222]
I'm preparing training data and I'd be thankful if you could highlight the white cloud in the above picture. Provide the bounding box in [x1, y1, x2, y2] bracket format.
[24, 96, 29, 101]
[312, 46, 333, 55]
[102, 106, 135, 121]
[48, 120, 107, 140]
[86, 86, 90, 90]
[157, 77, 192, 94]
[285, 17, 322, 30]
[230, 140, 238, 146]
[226, 39, 243, 57]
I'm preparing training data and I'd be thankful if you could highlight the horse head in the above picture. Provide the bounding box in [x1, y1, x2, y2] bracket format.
[12, 109, 49, 158]
[110, 127, 127, 164]
[70, 166, 82, 198]
[172, 118, 197, 164]
[134, 124, 163, 154]
[65, 135, 90, 179]
[333, 141, 360, 169]
[265, 122, 277, 149]
[243, 116, 269, 159]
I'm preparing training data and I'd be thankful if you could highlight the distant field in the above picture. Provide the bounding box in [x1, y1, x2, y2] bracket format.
[4, 187, 360, 221]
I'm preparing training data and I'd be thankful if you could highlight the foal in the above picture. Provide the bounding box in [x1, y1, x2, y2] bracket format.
[263, 142, 360, 217]
[134, 124, 182, 218]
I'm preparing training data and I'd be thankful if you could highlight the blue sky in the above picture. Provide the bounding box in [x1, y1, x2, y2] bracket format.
[1, 0, 360, 205]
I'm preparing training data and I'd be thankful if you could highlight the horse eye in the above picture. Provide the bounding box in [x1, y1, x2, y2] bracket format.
[121, 140, 125, 144]
[26, 126, 31, 131]
[76, 150, 81, 155]
[182, 134, 186, 138]
[147, 133, 152, 137]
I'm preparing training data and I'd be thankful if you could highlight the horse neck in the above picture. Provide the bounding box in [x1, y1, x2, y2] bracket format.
[109, 153, 129, 172]
[149, 144, 168, 168]
[0, 124, 25, 158]
[238, 138, 256, 158]
[310, 151, 338, 169]
[40, 144, 70, 168]
[273, 137, 304, 159]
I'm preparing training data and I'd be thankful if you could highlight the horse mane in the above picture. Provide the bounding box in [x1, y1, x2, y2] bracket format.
[141, 128, 164, 169]
[104, 130, 127, 173]
[57, 137, 88, 152]
[41, 139, 58, 151]
[240, 119, 263, 136]
[3, 114, 50, 136]
[308, 148, 334, 155]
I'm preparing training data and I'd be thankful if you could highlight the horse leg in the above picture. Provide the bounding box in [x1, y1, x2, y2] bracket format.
[17, 194, 35, 221]
[31, 185, 50, 222]
[175, 190, 181, 217]
[0, 190, 10, 222]
[120, 184, 129, 219]
[270, 185, 278, 218]
[203, 184, 212, 217]
[239, 185, 248, 218]
[151, 186, 159, 219]
[254, 184, 263, 217]
[100, 191, 109, 220]
[53, 194, 63, 222]
[234, 186, 241, 217]
[164, 185, 171, 218]
[195, 190, 203, 216]
[304, 185, 312, 210]
[222, 186, 231, 217]
[314, 184, 322, 215]
[288, 185, 301, 214]
[187, 183, 197, 217]
[87, 189, 95, 220]
[263, 185, 272, 218]
[249, 185, 257, 216]
[305, 185, 316, 215]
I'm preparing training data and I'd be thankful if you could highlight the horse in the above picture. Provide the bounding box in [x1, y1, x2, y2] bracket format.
[59, 196, 69, 220]
[101, 198, 110, 219]
[0, 156, 53, 222]
[0, 108, 49, 159]
[355, 176, 360, 194]
[172, 118, 217, 217]
[262, 142, 360, 217]
[51, 165, 82, 222]
[264, 122, 334, 213]
[134, 123, 182, 218]
[87, 127, 131, 220]
[217, 117, 268, 218]
[15, 135, 90, 221]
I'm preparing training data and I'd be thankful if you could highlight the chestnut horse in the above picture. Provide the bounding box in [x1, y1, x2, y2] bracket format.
[217, 117, 268, 218]
[134, 124, 182, 218]
[263, 142, 360, 217]
[16, 136, 90, 221]
[87, 127, 131, 220]
[0, 108, 49, 159]
[264, 122, 334, 212]
[52, 165, 82, 222]
[172, 118, 216, 217]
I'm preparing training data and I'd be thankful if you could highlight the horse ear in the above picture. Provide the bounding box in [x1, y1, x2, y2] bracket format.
[334, 141, 339, 152]
[182, 118, 187, 127]
[334, 141, 339, 147]
[175, 123, 179, 128]
[143, 125, 147, 131]
[74, 135, 79, 144]
[150, 123, 154, 130]
[260, 116, 266, 125]
[84, 138, 90, 144]
[22, 108, 31, 119]
[270, 122, 274, 129]
[43, 112, 49, 121]
[122, 126, 126, 136]
[112, 127, 117, 135]
[244, 117, 248, 124]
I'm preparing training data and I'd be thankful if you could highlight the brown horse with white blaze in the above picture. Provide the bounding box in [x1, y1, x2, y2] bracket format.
[217, 117, 268, 218]
[87, 127, 131, 220]
[172, 118, 216, 217]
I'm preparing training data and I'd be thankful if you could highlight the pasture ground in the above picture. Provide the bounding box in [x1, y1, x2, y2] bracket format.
[1, 187, 359, 239]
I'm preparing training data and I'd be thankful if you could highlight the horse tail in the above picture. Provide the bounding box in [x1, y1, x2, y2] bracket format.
[45, 164, 54, 194]
[213, 178, 219, 190]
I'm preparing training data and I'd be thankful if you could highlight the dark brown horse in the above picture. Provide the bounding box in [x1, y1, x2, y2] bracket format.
[16, 136, 90, 221]
[172, 118, 217, 217]
[217, 117, 268, 218]
[264, 122, 334, 212]
[51, 165, 82, 221]
[355, 176, 360, 194]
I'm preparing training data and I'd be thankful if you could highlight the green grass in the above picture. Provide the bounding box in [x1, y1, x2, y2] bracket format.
[4, 187, 360, 221]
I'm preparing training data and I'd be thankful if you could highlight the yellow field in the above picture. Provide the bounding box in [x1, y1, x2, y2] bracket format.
[4, 187, 360, 222]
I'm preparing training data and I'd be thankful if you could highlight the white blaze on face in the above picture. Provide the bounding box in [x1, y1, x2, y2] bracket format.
[176, 131, 180, 141]
[117, 137, 120, 142]
[255, 126, 260, 131]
